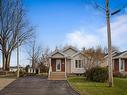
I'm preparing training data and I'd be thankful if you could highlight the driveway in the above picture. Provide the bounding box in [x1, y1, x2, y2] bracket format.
[0, 76, 79, 95]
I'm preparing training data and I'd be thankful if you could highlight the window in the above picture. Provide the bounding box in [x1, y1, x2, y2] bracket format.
[121, 60, 125, 71]
[75, 60, 78, 68]
[75, 60, 83, 68]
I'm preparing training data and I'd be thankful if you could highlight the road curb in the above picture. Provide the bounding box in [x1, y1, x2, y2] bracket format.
[66, 80, 80, 95]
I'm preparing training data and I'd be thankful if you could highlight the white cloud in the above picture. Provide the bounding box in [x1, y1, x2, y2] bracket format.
[65, 30, 100, 49]
[65, 14, 127, 50]
[99, 14, 127, 50]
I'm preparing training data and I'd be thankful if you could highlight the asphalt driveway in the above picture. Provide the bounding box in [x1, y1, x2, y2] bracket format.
[0, 76, 79, 95]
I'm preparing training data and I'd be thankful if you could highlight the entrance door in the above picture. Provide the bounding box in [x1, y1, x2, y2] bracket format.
[114, 59, 119, 72]
[56, 59, 61, 71]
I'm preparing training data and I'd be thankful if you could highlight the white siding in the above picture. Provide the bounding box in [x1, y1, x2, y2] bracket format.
[122, 53, 127, 58]
[71, 54, 85, 74]
[66, 59, 71, 73]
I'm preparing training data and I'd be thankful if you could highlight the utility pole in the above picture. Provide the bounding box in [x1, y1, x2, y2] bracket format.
[17, 37, 19, 78]
[106, 0, 113, 87]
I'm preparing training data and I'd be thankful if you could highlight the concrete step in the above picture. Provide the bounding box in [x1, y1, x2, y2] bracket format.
[48, 77, 66, 80]
[51, 72, 65, 75]
[48, 72, 67, 80]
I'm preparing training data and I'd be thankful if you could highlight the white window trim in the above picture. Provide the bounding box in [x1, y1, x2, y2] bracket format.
[120, 60, 125, 71]
[75, 60, 83, 68]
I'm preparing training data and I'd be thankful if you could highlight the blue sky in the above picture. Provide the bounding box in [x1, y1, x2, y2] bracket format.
[22, 0, 127, 49]
[1, 0, 127, 67]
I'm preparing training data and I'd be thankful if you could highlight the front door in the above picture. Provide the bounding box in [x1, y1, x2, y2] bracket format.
[56, 59, 61, 71]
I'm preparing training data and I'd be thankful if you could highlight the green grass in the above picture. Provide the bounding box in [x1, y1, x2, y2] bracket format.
[68, 77, 127, 95]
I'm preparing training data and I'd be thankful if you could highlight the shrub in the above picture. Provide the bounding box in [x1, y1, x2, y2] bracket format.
[0, 71, 7, 75]
[25, 65, 30, 72]
[86, 67, 108, 82]
[39, 64, 49, 73]
[113, 72, 127, 78]
[19, 70, 27, 77]
[19, 70, 36, 77]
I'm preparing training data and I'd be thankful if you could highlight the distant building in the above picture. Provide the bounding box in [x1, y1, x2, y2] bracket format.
[26, 65, 40, 74]
[10, 66, 24, 72]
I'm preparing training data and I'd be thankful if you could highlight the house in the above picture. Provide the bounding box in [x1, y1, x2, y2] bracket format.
[104, 51, 118, 67]
[10, 66, 24, 72]
[48, 46, 85, 80]
[27, 67, 37, 73]
[26, 65, 40, 74]
[104, 50, 127, 73]
[113, 50, 127, 73]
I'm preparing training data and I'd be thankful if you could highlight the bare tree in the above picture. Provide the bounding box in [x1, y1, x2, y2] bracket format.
[104, 46, 119, 54]
[39, 47, 50, 66]
[0, 0, 33, 71]
[27, 41, 50, 73]
[27, 41, 42, 69]
[38, 47, 50, 73]
[82, 47, 105, 70]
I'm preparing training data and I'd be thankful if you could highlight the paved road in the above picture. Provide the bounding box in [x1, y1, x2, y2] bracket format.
[0, 76, 79, 95]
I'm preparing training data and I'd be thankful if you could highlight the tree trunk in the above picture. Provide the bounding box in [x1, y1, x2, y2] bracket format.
[5, 53, 11, 71]
[2, 43, 6, 71]
[2, 51, 5, 71]
[2, 44, 11, 71]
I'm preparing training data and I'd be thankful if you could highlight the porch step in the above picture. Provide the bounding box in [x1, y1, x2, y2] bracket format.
[48, 72, 67, 80]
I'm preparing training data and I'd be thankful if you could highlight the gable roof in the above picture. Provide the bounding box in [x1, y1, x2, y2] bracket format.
[49, 48, 67, 58]
[71, 51, 83, 57]
[104, 50, 119, 58]
[113, 50, 127, 59]
[62, 46, 79, 53]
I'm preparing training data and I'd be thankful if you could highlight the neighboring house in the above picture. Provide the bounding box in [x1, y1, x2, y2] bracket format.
[26, 65, 40, 74]
[103, 51, 118, 67]
[10, 66, 24, 72]
[28, 60, 41, 74]
[113, 50, 127, 73]
[48, 46, 85, 80]
[104, 50, 127, 73]
[27, 67, 37, 73]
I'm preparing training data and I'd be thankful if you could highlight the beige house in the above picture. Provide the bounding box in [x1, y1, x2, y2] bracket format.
[48, 46, 85, 80]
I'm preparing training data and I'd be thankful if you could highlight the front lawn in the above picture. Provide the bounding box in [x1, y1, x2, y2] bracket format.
[68, 77, 127, 95]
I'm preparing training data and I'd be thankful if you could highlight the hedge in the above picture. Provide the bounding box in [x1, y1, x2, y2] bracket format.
[86, 67, 108, 82]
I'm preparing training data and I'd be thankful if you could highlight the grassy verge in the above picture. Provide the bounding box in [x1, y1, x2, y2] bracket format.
[68, 77, 127, 95]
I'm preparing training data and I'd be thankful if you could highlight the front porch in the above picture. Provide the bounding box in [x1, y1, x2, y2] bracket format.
[48, 49, 67, 80]
[114, 58, 127, 72]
